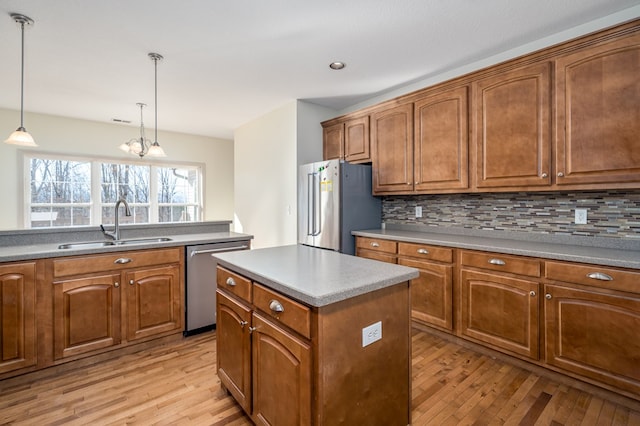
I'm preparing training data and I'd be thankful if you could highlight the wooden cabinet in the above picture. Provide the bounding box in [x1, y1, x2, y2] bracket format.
[355, 236, 397, 263]
[51, 248, 183, 360]
[216, 264, 411, 425]
[459, 251, 541, 360]
[371, 103, 414, 193]
[555, 31, 640, 187]
[473, 62, 552, 189]
[0, 262, 37, 374]
[414, 86, 469, 192]
[398, 242, 453, 332]
[544, 261, 640, 395]
[322, 115, 370, 163]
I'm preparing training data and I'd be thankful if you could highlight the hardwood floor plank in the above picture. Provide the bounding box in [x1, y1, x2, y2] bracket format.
[0, 328, 638, 425]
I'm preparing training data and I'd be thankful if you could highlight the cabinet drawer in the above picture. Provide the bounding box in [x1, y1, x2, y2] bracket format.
[356, 237, 397, 254]
[53, 248, 182, 278]
[398, 242, 452, 263]
[461, 251, 541, 277]
[546, 261, 640, 294]
[253, 283, 311, 339]
[217, 266, 252, 303]
[356, 249, 396, 264]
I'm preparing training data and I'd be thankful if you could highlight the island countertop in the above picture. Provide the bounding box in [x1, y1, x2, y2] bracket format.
[213, 244, 419, 307]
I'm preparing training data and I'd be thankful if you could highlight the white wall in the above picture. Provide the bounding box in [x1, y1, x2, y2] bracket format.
[233, 100, 336, 249]
[0, 108, 234, 230]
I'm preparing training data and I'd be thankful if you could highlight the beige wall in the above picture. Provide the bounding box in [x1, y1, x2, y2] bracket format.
[0, 108, 234, 230]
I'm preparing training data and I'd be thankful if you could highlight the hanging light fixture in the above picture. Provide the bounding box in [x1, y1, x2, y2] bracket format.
[5, 13, 37, 147]
[119, 52, 166, 157]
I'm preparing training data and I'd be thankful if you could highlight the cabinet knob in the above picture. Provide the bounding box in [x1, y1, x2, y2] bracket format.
[248, 326, 257, 334]
[114, 257, 132, 264]
[370, 242, 380, 248]
[529, 291, 536, 297]
[417, 248, 429, 255]
[239, 320, 248, 328]
[114, 282, 119, 288]
[488, 258, 506, 266]
[545, 294, 552, 300]
[226, 277, 236, 287]
[129, 280, 134, 286]
[541, 173, 548, 178]
[269, 300, 285, 313]
[557, 172, 564, 177]
[586, 272, 613, 281]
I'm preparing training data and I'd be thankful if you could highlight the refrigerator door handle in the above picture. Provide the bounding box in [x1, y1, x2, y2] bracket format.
[307, 172, 315, 236]
[312, 172, 321, 236]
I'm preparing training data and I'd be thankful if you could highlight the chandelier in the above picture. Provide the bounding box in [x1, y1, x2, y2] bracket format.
[119, 53, 166, 157]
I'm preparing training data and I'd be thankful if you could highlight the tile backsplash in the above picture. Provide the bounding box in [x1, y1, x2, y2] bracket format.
[382, 190, 640, 240]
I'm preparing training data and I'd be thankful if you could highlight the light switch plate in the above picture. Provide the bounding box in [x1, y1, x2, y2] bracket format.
[362, 321, 382, 347]
[575, 208, 587, 225]
[415, 206, 422, 218]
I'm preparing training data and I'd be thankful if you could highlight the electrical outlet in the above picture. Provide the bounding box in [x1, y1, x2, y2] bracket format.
[575, 208, 588, 225]
[362, 321, 382, 347]
[415, 206, 422, 218]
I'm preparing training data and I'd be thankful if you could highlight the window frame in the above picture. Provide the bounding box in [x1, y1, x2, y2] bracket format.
[22, 151, 205, 228]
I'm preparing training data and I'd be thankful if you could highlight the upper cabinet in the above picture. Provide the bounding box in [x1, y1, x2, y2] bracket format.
[555, 31, 640, 187]
[322, 115, 371, 163]
[473, 62, 552, 189]
[371, 103, 414, 193]
[415, 86, 469, 192]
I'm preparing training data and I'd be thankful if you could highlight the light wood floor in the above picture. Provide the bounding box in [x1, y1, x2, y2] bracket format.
[1, 328, 639, 425]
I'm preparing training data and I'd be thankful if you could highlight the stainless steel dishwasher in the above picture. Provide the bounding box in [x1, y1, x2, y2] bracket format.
[185, 240, 250, 336]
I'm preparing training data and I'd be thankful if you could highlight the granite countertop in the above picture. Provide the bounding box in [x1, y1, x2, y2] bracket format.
[214, 244, 419, 307]
[352, 228, 640, 270]
[0, 231, 253, 262]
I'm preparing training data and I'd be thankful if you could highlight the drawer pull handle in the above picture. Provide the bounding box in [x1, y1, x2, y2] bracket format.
[269, 300, 285, 313]
[226, 277, 236, 287]
[370, 242, 380, 248]
[417, 248, 429, 255]
[529, 291, 536, 297]
[114, 258, 132, 264]
[586, 272, 613, 281]
[488, 258, 506, 266]
[545, 294, 552, 300]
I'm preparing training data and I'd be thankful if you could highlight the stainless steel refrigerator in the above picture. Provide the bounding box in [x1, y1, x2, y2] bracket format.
[298, 159, 381, 255]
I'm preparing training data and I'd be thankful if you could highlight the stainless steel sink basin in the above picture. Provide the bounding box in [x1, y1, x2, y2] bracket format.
[58, 241, 116, 249]
[57, 237, 172, 249]
[115, 237, 173, 245]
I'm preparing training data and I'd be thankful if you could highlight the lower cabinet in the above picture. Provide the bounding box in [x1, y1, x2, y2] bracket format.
[51, 248, 183, 361]
[459, 251, 541, 360]
[0, 262, 37, 374]
[216, 265, 411, 425]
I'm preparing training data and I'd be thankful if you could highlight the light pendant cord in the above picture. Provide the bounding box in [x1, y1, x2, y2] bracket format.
[19, 18, 25, 129]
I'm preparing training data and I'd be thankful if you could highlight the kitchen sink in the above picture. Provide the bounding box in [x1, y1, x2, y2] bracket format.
[58, 237, 172, 249]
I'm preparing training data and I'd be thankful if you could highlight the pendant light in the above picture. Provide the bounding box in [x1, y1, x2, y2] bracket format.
[119, 52, 166, 157]
[5, 13, 37, 147]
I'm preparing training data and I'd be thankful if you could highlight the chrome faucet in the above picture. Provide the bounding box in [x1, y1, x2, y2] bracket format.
[100, 197, 132, 241]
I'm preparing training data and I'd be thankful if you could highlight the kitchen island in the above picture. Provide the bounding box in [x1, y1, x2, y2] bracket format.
[214, 244, 419, 426]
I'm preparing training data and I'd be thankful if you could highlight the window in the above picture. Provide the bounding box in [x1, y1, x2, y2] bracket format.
[25, 154, 202, 228]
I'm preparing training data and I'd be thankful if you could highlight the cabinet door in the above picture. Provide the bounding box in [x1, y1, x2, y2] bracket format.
[53, 274, 121, 359]
[414, 86, 469, 191]
[474, 62, 551, 188]
[544, 283, 640, 395]
[252, 312, 311, 426]
[371, 103, 414, 193]
[0, 262, 36, 373]
[555, 32, 640, 186]
[399, 257, 453, 332]
[216, 290, 252, 412]
[460, 269, 539, 359]
[125, 265, 182, 341]
[323, 122, 344, 160]
[344, 116, 370, 163]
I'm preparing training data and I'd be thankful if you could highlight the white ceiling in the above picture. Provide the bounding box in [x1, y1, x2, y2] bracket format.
[1, 1, 639, 140]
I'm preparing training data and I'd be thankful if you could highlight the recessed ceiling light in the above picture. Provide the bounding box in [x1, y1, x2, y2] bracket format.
[329, 61, 346, 70]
